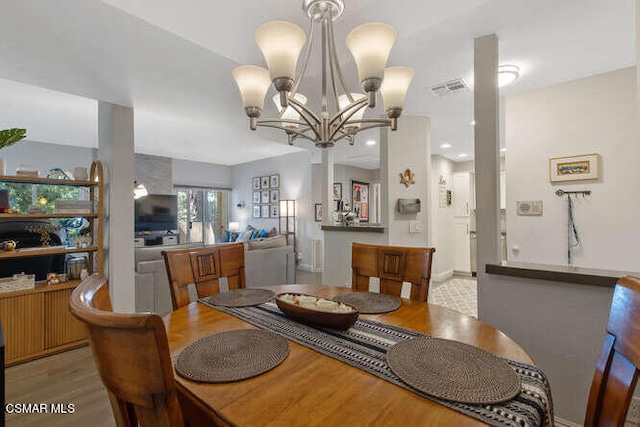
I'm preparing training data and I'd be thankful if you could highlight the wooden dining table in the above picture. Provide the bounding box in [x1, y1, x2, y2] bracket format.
[164, 284, 534, 426]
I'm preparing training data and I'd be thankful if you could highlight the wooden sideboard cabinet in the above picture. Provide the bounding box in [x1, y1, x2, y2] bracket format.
[0, 160, 104, 365]
[0, 280, 88, 366]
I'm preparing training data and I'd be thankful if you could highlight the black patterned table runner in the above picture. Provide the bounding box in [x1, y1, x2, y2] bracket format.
[198, 299, 554, 427]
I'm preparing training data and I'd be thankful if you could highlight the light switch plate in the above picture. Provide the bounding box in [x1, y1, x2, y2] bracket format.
[409, 221, 422, 233]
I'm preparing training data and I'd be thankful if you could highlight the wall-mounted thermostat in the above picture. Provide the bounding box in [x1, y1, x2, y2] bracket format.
[516, 201, 543, 216]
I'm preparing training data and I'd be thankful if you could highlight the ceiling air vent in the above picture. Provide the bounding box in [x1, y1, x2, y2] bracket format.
[429, 78, 470, 97]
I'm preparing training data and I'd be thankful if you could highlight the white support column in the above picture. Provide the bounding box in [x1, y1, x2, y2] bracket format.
[637, 0, 640, 112]
[474, 34, 501, 319]
[98, 102, 135, 313]
[320, 148, 334, 226]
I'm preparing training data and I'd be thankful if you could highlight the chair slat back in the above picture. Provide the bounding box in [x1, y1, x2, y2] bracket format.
[163, 243, 246, 310]
[351, 243, 435, 302]
[69, 275, 183, 427]
[585, 276, 640, 427]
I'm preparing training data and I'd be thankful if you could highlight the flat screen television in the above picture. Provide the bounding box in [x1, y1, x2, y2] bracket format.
[134, 194, 178, 232]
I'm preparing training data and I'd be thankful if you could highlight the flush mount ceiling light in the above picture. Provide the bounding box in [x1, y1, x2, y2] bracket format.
[440, 143, 452, 149]
[232, 0, 414, 148]
[366, 140, 376, 146]
[498, 65, 520, 87]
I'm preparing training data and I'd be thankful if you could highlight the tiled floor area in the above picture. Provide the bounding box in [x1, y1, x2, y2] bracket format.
[429, 276, 478, 318]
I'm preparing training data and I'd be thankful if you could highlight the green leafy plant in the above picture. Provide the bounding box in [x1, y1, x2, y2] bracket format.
[0, 128, 27, 150]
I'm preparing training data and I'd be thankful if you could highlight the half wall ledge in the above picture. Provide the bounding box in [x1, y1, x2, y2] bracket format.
[486, 261, 640, 288]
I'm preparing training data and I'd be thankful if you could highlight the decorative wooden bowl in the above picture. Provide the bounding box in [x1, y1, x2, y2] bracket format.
[276, 293, 359, 331]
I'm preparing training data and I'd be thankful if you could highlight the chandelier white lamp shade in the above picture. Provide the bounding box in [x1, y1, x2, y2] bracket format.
[231, 0, 414, 148]
[346, 22, 397, 101]
[380, 66, 416, 127]
[273, 93, 308, 129]
[232, 65, 272, 117]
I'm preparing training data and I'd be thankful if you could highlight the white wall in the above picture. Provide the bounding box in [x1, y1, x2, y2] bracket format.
[482, 275, 613, 423]
[231, 151, 313, 268]
[1, 139, 95, 176]
[430, 155, 455, 280]
[382, 115, 431, 247]
[505, 67, 640, 270]
[172, 158, 231, 189]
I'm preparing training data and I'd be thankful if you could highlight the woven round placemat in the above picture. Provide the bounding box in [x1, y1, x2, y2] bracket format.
[207, 288, 275, 307]
[387, 337, 521, 404]
[175, 329, 289, 383]
[333, 292, 401, 314]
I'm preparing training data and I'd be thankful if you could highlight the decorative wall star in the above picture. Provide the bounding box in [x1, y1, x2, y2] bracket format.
[400, 168, 415, 187]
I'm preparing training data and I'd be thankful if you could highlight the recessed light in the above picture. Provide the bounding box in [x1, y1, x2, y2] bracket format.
[440, 143, 452, 149]
[498, 65, 520, 87]
[458, 153, 468, 158]
[500, 148, 507, 152]
[470, 120, 476, 126]
[366, 140, 376, 146]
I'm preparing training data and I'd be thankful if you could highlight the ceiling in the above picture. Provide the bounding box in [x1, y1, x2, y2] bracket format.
[0, 0, 634, 167]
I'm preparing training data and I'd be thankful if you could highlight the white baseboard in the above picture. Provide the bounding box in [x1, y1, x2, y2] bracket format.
[554, 416, 581, 427]
[431, 269, 454, 283]
[297, 263, 322, 274]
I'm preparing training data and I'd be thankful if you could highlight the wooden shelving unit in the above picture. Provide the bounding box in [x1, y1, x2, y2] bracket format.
[0, 160, 104, 365]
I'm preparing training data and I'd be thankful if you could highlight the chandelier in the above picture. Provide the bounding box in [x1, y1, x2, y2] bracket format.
[232, 0, 414, 148]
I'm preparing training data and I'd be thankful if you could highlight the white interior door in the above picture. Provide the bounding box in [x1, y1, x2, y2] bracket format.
[454, 220, 471, 272]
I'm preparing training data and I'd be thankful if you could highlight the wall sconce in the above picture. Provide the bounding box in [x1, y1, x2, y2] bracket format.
[236, 201, 245, 208]
[228, 222, 240, 232]
[133, 181, 148, 199]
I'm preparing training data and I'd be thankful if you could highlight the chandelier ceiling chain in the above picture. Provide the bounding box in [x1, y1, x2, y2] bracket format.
[232, 0, 414, 148]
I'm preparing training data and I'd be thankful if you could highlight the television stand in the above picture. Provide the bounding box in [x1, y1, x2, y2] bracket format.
[144, 236, 163, 246]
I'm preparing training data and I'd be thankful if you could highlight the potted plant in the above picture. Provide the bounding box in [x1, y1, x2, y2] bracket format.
[0, 128, 27, 175]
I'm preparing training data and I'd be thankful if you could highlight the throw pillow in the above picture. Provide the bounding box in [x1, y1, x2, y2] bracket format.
[247, 234, 287, 250]
[267, 227, 279, 237]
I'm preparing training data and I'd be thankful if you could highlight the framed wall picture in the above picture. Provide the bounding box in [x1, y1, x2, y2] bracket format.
[261, 190, 270, 204]
[270, 189, 279, 203]
[252, 177, 261, 190]
[270, 174, 280, 188]
[333, 182, 342, 200]
[253, 205, 260, 218]
[351, 180, 369, 223]
[315, 203, 322, 222]
[261, 176, 270, 188]
[261, 205, 270, 218]
[270, 205, 279, 218]
[549, 153, 600, 182]
[252, 191, 260, 204]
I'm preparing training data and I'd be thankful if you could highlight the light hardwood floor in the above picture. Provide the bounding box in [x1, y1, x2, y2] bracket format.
[5, 346, 114, 427]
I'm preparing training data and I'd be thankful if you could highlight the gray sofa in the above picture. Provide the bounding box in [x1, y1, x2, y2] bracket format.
[134, 239, 295, 315]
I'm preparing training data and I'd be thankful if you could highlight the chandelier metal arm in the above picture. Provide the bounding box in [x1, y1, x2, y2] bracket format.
[291, 18, 315, 97]
[350, 121, 393, 132]
[326, 15, 341, 115]
[321, 14, 329, 116]
[255, 122, 317, 143]
[328, 97, 368, 128]
[286, 97, 323, 141]
[327, 14, 353, 103]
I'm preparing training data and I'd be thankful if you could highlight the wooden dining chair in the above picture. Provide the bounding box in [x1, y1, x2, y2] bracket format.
[162, 243, 246, 310]
[351, 242, 436, 302]
[69, 275, 222, 427]
[585, 275, 640, 427]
